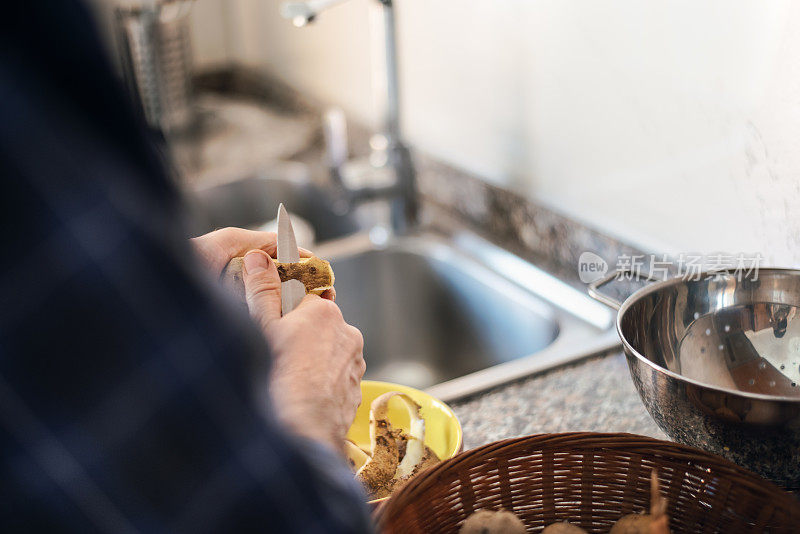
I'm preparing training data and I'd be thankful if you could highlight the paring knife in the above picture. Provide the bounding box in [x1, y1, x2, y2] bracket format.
[277, 203, 307, 315]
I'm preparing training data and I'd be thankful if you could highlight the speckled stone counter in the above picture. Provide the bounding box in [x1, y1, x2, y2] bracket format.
[452, 351, 666, 451]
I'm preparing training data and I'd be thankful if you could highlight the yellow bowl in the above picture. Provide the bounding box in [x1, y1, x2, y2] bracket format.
[346, 380, 463, 504]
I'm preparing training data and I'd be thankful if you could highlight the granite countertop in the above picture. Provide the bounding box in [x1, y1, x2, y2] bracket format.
[451, 351, 666, 451]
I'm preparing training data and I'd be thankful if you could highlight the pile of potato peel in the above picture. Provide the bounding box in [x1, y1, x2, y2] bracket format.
[345, 392, 440, 500]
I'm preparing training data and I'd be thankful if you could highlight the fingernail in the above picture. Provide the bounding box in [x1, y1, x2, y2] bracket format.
[243, 250, 269, 274]
[298, 247, 312, 256]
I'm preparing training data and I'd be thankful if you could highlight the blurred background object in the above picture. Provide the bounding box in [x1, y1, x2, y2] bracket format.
[96, 0, 417, 234]
[100, 0, 323, 190]
[96, 0, 799, 268]
[278, 0, 416, 233]
[113, 0, 196, 133]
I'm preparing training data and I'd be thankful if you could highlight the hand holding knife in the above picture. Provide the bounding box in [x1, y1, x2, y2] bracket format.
[218, 204, 334, 314]
[208, 204, 362, 453]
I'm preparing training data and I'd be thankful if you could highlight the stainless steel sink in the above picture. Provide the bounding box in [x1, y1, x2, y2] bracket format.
[317, 231, 619, 401]
[332, 239, 558, 388]
[188, 174, 619, 400]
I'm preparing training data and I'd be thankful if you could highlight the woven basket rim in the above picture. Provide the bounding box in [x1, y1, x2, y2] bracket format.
[376, 431, 800, 527]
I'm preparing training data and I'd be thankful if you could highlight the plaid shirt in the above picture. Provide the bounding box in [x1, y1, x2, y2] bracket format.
[0, 3, 372, 533]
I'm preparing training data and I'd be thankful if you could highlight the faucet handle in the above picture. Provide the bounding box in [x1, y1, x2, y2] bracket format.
[323, 107, 349, 172]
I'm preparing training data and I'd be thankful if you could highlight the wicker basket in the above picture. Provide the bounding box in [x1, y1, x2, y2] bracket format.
[375, 432, 800, 533]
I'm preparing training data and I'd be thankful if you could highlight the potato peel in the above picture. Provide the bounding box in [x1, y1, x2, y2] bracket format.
[354, 427, 398, 497]
[351, 392, 440, 500]
[394, 396, 425, 479]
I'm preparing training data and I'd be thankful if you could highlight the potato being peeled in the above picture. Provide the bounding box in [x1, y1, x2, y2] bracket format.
[459, 509, 525, 534]
[221, 255, 334, 303]
[275, 256, 334, 295]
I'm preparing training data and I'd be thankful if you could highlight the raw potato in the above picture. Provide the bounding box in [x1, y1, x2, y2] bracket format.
[609, 470, 670, 534]
[609, 515, 653, 534]
[220, 255, 334, 303]
[542, 522, 588, 533]
[459, 509, 525, 534]
[351, 392, 441, 500]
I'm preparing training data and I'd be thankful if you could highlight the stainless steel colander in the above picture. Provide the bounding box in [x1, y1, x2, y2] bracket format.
[590, 268, 800, 487]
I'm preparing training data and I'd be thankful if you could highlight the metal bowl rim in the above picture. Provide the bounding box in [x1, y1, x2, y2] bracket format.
[616, 267, 800, 403]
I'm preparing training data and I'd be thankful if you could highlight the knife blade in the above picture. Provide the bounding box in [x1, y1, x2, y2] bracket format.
[277, 203, 306, 315]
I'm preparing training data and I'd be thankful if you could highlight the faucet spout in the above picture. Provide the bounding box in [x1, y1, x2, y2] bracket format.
[280, 0, 416, 232]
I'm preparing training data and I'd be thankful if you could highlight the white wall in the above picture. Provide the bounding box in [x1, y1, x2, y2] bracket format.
[191, 0, 800, 265]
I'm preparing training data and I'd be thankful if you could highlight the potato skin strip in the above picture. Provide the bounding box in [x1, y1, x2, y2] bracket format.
[350, 392, 440, 500]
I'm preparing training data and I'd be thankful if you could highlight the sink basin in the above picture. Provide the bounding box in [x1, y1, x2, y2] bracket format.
[317, 232, 619, 400]
[333, 241, 558, 388]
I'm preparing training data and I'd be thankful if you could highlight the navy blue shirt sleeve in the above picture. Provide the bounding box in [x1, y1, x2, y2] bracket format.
[0, 3, 372, 533]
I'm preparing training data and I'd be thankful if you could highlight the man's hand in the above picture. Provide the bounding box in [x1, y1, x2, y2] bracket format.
[192, 227, 311, 276]
[241, 249, 365, 451]
[192, 227, 336, 301]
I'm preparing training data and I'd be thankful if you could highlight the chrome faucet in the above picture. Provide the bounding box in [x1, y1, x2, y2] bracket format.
[280, 0, 416, 232]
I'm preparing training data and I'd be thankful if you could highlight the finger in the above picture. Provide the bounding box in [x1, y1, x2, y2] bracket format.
[193, 228, 276, 275]
[193, 227, 314, 275]
[221, 228, 278, 259]
[355, 353, 366, 377]
[296, 294, 318, 307]
[346, 384, 362, 428]
[351, 384, 362, 414]
[242, 249, 283, 332]
[291, 292, 343, 321]
[347, 325, 364, 352]
[209, 227, 312, 258]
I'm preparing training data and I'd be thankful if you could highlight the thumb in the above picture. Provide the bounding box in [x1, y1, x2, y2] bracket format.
[242, 249, 282, 332]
